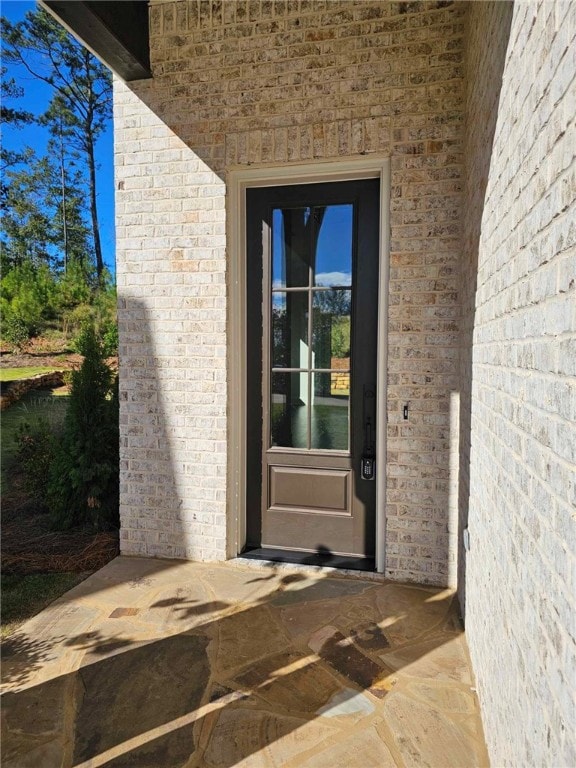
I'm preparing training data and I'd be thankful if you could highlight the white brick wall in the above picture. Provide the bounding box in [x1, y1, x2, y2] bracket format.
[115, 82, 228, 561]
[463, 2, 576, 765]
[458, 0, 514, 620]
[115, 0, 467, 583]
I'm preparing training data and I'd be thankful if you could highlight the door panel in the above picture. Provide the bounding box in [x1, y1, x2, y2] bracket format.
[246, 179, 380, 560]
[269, 467, 350, 514]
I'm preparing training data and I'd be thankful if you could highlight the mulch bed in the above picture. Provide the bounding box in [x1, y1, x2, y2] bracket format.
[2, 485, 119, 576]
[0, 351, 84, 370]
[0, 352, 118, 373]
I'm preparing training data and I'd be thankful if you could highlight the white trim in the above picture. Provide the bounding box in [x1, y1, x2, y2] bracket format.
[227, 157, 390, 572]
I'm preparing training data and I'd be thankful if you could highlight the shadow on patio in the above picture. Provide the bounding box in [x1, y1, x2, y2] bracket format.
[1, 556, 488, 767]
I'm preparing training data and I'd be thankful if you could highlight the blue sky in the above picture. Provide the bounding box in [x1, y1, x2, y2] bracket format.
[2, 0, 116, 273]
[272, 205, 354, 290]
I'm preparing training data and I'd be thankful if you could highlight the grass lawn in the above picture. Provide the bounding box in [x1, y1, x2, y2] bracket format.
[0, 367, 60, 382]
[1, 572, 88, 637]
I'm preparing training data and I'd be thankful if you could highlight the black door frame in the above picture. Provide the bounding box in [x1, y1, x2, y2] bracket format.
[245, 179, 380, 566]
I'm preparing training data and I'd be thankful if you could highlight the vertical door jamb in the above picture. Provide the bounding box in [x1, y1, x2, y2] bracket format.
[376, 161, 390, 574]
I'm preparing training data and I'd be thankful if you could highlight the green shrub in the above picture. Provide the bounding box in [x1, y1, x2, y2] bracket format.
[65, 303, 94, 343]
[71, 321, 95, 355]
[92, 279, 117, 354]
[47, 324, 119, 531]
[0, 262, 57, 341]
[68, 284, 117, 354]
[70, 319, 118, 358]
[54, 260, 93, 312]
[101, 321, 118, 356]
[14, 418, 54, 502]
[2, 315, 30, 351]
[331, 318, 350, 360]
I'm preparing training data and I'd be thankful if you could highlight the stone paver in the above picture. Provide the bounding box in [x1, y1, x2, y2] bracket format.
[1, 557, 489, 767]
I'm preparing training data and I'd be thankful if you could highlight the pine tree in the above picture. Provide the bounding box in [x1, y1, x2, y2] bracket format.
[1, 153, 93, 276]
[1, 9, 112, 280]
[0, 65, 34, 200]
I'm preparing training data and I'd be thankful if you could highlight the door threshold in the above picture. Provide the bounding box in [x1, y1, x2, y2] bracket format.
[241, 547, 375, 572]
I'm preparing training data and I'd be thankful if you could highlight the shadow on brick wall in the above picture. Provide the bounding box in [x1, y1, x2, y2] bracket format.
[117, 296, 198, 561]
[458, 3, 514, 617]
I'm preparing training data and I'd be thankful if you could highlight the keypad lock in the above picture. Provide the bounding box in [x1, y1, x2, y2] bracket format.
[361, 455, 375, 481]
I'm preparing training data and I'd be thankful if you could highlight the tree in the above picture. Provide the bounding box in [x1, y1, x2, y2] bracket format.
[2, 8, 112, 280]
[0, 65, 34, 199]
[47, 324, 119, 531]
[1, 152, 94, 277]
[0, 66, 33, 128]
[0, 10, 116, 349]
[1, 156, 58, 269]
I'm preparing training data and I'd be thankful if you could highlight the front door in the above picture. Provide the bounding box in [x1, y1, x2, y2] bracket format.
[246, 179, 380, 563]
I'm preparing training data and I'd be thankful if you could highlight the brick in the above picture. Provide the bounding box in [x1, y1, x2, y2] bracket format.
[115, 0, 467, 585]
[462, 2, 576, 766]
[107, 41, 571, 768]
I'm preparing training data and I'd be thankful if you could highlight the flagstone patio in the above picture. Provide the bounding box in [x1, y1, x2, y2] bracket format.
[1, 557, 489, 767]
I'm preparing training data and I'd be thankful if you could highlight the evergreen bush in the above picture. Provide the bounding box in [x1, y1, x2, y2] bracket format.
[14, 418, 54, 503]
[101, 321, 118, 356]
[47, 324, 119, 531]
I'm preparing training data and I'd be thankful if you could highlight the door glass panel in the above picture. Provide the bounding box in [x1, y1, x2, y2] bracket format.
[271, 372, 308, 449]
[272, 207, 312, 288]
[311, 372, 349, 450]
[270, 200, 355, 453]
[272, 292, 309, 368]
[314, 204, 353, 287]
[312, 289, 351, 368]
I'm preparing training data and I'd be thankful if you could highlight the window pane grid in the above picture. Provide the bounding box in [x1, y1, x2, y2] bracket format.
[271, 286, 351, 292]
[270, 203, 353, 452]
[271, 369, 350, 374]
